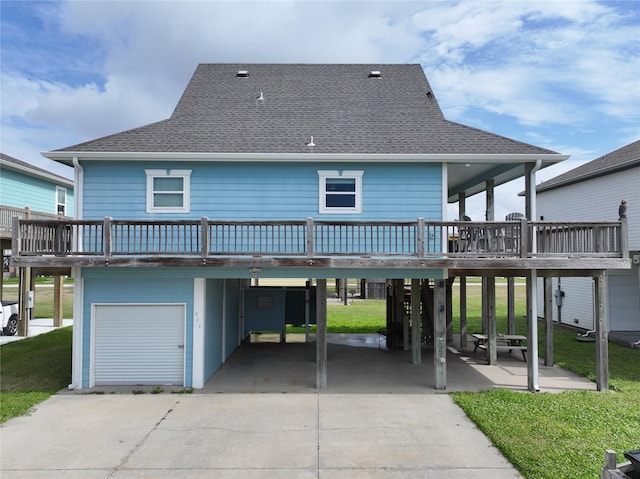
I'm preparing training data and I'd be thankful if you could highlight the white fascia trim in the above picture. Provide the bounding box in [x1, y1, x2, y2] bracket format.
[2, 158, 74, 186]
[43, 151, 570, 164]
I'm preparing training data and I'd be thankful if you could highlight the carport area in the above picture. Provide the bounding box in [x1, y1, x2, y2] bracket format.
[205, 333, 596, 394]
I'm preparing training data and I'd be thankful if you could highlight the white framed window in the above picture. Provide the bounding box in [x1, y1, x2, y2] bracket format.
[56, 186, 67, 215]
[146, 169, 192, 213]
[318, 170, 364, 214]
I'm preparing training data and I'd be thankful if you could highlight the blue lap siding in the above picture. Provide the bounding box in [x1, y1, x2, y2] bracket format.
[80, 161, 442, 221]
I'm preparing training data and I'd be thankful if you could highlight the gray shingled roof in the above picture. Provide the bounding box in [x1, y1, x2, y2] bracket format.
[1, 152, 73, 185]
[52, 64, 557, 156]
[536, 140, 640, 192]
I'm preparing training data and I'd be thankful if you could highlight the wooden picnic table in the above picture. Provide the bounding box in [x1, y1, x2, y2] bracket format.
[471, 333, 527, 361]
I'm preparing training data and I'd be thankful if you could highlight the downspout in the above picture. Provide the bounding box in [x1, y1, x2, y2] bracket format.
[72, 156, 83, 221]
[68, 157, 83, 389]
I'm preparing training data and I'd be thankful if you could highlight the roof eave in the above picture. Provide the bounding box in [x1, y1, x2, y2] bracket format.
[1, 158, 74, 187]
[536, 159, 640, 193]
[43, 150, 569, 165]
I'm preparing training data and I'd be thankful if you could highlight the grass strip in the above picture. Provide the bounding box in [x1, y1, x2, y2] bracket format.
[452, 389, 640, 479]
[0, 327, 72, 423]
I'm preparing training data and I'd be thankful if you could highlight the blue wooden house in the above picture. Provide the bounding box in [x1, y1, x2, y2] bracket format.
[1, 152, 74, 275]
[12, 64, 630, 391]
[1, 153, 73, 226]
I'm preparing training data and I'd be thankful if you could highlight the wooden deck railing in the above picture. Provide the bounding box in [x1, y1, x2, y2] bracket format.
[11, 216, 628, 260]
[1, 205, 71, 237]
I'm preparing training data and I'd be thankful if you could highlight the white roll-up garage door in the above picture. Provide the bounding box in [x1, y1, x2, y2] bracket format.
[93, 304, 185, 386]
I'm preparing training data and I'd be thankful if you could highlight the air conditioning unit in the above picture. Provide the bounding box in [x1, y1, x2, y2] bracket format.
[633, 254, 640, 265]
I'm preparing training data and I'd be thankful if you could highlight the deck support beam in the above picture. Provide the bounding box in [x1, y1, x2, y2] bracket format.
[457, 193, 468, 351]
[526, 269, 540, 392]
[486, 276, 497, 365]
[543, 276, 554, 366]
[594, 271, 609, 391]
[411, 279, 421, 365]
[507, 277, 516, 335]
[17, 267, 31, 337]
[434, 278, 447, 390]
[316, 278, 327, 390]
[459, 275, 468, 350]
[53, 275, 64, 327]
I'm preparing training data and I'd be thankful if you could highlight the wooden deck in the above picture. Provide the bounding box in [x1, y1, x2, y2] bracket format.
[9, 216, 631, 273]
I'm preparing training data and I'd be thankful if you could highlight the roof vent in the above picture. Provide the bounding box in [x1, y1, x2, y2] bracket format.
[237, 70, 249, 77]
[307, 136, 316, 147]
[369, 70, 381, 78]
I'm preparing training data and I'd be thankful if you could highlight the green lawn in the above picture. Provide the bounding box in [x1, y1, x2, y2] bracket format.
[444, 284, 640, 479]
[0, 327, 72, 423]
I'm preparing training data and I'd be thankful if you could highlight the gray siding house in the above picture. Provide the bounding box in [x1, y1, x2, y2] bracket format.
[536, 141, 640, 336]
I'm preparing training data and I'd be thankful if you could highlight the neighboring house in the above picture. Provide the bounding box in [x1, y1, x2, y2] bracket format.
[535, 141, 640, 333]
[1, 153, 74, 275]
[11, 64, 629, 391]
[0, 153, 74, 218]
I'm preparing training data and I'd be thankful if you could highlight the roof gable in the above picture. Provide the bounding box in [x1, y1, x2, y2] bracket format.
[50, 63, 557, 157]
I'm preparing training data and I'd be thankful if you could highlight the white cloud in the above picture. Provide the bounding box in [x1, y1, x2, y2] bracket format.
[415, 1, 639, 129]
[1, 0, 637, 212]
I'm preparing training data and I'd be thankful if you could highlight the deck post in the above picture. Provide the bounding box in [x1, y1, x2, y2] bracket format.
[594, 271, 609, 391]
[519, 218, 529, 258]
[486, 276, 497, 365]
[434, 278, 447, 390]
[200, 217, 209, 258]
[306, 217, 314, 258]
[458, 193, 468, 350]
[417, 217, 425, 257]
[543, 276, 554, 366]
[446, 278, 454, 342]
[507, 277, 516, 335]
[482, 278, 488, 333]
[411, 279, 421, 365]
[619, 216, 629, 258]
[526, 269, 540, 392]
[316, 278, 327, 390]
[103, 217, 112, 258]
[53, 275, 64, 327]
[459, 276, 468, 350]
[17, 266, 31, 337]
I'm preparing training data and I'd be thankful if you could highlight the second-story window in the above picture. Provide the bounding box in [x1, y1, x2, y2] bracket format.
[146, 169, 192, 213]
[318, 170, 364, 214]
[56, 187, 67, 215]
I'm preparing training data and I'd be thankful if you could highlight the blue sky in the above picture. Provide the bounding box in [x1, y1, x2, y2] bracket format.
[1, 0, 639, 220]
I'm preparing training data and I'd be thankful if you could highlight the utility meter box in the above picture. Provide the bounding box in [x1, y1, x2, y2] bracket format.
[26, 291, 35, 309]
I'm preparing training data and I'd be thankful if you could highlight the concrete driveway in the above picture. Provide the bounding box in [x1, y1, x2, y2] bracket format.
[1, 335, 596, 478]
[0, 392, 523, 478]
